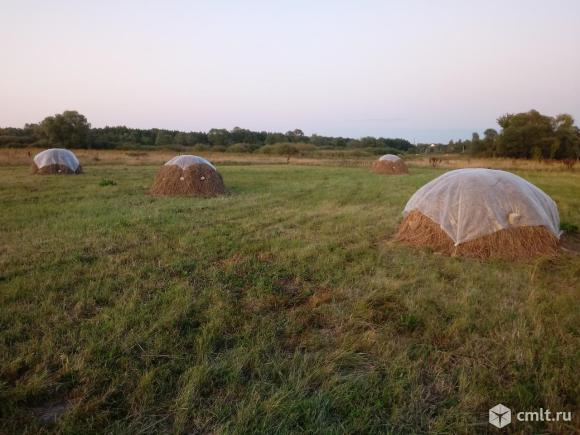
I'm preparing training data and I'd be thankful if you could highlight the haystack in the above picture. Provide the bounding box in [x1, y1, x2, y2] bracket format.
[32, 148, 82, 174]
[151, 155, 225, 196]
[395, 168, 561, 259]
[372, 154, 408, 174]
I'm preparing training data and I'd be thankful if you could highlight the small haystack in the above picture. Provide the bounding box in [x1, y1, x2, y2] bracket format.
[395, 168, 561, 259]
[32, 148, 82, 174]
[371, 154, 408, 174]
[151, 155, 225, 196]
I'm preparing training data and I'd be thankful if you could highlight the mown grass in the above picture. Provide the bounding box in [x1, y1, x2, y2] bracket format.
[0, 164, 579, 434]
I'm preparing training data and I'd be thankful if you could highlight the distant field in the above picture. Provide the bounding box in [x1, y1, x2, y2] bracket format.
[0, 148, 371, 168]
[0, 162, 579, 433]
[1, 147, 578, 172]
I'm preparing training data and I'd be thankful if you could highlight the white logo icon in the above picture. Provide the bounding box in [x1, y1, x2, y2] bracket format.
[489, 404, 512, 428]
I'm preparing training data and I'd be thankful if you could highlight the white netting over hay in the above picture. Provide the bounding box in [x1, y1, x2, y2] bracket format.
[403, 168, 561, 245]
[165, 155, 216, 170]
[33, 148, 80, 171]
[378, 154, 401, 162]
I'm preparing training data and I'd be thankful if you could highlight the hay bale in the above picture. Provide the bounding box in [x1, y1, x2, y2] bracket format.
[151, 155, 225, 197]
[32, 148, 82, 175]
[31, 162, 82, 175]
[371, 154, 408, 174]
[395, 168, 561, 260]
[396, 210, 559, 260]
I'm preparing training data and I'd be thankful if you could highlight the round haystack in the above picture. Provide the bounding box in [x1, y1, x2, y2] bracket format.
[395, 168, 561, 259]
[371, 154, 408, 174]
[150, 155, 225, 197]
[32, 148, 82, 174]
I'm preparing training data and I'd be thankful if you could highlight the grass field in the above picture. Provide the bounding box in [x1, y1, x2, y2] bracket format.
[1, 162, 579, 433]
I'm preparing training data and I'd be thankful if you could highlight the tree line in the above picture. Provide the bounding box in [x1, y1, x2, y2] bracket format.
[1, 109, 578, 159]
[418, 110, 579, 160]
[0, 111, 413, 156]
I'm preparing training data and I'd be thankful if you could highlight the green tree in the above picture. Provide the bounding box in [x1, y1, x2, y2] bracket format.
[39, 110, 91, 147]
[470, 132, 484, 154]
[483, 128, 499, 157]
[174, 132, 190, 146]
[553, 114, 580, 159]
[208, 128, 230, 146]
[155, 130, 173, 146]
[497, 110, 554, 159]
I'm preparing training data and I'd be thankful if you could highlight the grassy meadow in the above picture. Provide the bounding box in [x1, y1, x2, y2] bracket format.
[0, 160, 579, 433]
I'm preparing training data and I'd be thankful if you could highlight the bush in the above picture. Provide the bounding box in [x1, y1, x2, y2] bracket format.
[293, 143, 315, 153]
[0, 136, 34, 147]
[260, 143, 300, 156]
[167, 144, 190, 152]
[192, 144, 211, 152]
[89, 140, 119, 149]
[227, 143, 255, 153]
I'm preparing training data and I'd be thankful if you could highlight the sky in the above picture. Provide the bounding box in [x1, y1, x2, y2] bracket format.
[1, 0, 579, 143]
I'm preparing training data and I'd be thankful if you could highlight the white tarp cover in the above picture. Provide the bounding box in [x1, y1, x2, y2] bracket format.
[379, 154, 401, 162]
[403, 168, 561, 245]
[33, 148, 80, 171]
[165, 155, 216, 170]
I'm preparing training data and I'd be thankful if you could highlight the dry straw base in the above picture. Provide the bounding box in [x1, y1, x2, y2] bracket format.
[396, 210, 559, 260]
[31, 163, 82, 175]
[371, 160, 408, 174]
[150, 163, 225, 197]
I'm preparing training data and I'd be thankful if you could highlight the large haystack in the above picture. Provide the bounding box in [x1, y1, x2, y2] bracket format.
[395, 168, 561, 260]
[32, 148, 82, 174]
[372, 154, 408, 174]
[151, 155, 225, 197]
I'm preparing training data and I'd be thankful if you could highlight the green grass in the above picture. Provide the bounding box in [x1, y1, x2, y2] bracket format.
[0, 164, 579, 434]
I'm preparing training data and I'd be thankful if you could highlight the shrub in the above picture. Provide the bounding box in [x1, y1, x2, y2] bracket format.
[227, 143, 254, 153]
[260, 143, 300, 156]
[192, 144, 211, 152]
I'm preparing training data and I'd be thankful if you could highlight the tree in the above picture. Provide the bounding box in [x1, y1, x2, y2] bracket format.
[553, 114, 580, 159]
[208, 128, 230, 146]
[360, 136, 378, 148]
[470, 132, 484, 154]
[155, 130, 173, 146]
[285, 129, 305, 143]
[497, 110, 554, 159]
[39, 110, 91, 147]
[265, 132, 286, 145]
[174, 132, 190, 146]
[483, 129, 498, 157]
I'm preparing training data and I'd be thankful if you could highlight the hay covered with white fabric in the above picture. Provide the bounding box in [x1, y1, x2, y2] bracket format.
[395, 169, 561, 259]
[372, 154, 408, 174]
[32, 148, 82, 174]
[151, 155, 225, 197]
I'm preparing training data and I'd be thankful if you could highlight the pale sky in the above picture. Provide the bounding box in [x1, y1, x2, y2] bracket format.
[1, 0, 579, 142]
